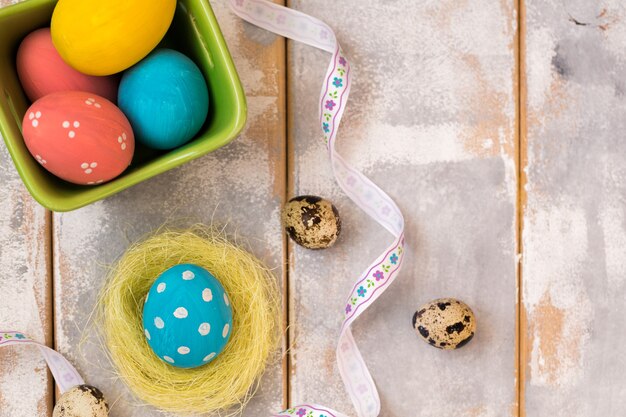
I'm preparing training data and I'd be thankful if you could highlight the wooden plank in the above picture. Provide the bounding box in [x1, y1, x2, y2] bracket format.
[52, 1, 287, 416]
[287, 1, 519, 415]
[0, 153, 53, 417]
[0, 1, 53, 415]
[0, 110, 52, 410]
[522, 1, 626, 415]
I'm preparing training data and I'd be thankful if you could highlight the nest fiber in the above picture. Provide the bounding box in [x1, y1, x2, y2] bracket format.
[98, 226, 281, 415]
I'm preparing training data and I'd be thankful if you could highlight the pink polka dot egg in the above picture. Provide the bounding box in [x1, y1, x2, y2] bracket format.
[22, 91, 134, 185]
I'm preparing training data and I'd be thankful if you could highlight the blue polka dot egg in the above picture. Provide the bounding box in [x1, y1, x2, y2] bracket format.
[142, 264, 233, 368]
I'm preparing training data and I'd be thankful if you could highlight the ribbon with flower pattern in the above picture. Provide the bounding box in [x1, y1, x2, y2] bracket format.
[228, 2, 406, 417]
[0, 331, 84, 393]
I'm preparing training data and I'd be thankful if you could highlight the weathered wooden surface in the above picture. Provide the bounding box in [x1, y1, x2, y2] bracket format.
[0, 98, 52, 415]
[6, 0, 626, 416]
[287, 1, 518, 416]
[51, 2, 286, 416]
[0, 3, 53, 414]
[522, 1, 626, 415]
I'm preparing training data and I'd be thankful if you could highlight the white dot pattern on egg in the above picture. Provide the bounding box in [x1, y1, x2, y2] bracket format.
[198, 323, 210, 336]
[173, 307, 188, 319]
[62, 120, 80, 138]
[85, 97, 102, 108]
[142, 264, 233, 368]
[118, 132, 128, 151]
[29, 111, 42, 128]
[80, 161, 97, 175]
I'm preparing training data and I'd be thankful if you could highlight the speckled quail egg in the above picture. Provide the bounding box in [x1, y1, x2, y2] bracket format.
[282, 195, 341, 249]
[53, 385, 108, 417]
[412, 298, 476, 350]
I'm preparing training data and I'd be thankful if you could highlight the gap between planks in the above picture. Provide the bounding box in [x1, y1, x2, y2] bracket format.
[517, 0, 528, 416]
[48, 210, 56, 411]
[282, 0, 291, 407]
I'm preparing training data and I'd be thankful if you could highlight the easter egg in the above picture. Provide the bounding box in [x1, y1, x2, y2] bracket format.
[22, 91, 134, 185]
[142, 264, 233, 368]
[118, 49, 209, 150]
[282, 195, 341, 249]
[51, 0, 176, 76]
[412, 298, 476, 350]
[16, 28, 119, 103]
[53, 385, 108, 417]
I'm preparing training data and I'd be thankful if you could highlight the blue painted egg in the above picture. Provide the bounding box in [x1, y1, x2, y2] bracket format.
[142, 264, 233, 368]
[118, 49, 209, 150]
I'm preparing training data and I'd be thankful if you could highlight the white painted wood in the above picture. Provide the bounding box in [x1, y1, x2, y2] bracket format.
[287, 1, 519, 416]
[0, 5, 53, 417]
[0, 88, 52, 417]
[52, 2, 286, 416]
[522, 1, 626, 415]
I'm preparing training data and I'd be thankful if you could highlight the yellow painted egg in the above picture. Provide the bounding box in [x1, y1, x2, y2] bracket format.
[51, 0, 176, 76]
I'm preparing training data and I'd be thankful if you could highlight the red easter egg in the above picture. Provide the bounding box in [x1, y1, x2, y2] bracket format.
[22, 91, 135, 185]
[16, 28, 119, 103]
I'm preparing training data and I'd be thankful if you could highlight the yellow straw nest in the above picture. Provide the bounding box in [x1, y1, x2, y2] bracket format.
[97, 225, 281, 415]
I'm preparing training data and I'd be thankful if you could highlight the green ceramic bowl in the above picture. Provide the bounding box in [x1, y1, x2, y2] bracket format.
[0, 0, 246, 211]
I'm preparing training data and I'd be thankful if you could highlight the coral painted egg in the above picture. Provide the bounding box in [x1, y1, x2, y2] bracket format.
[118, 49, 209, 150]
[22, 91, 134, 185]
[142, 264, 233, 369]
[16, 28, 119, 103]
[51, 0, 176, 75]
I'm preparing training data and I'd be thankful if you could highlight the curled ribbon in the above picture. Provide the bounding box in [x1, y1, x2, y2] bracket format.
[0, 331, 84, 393]
[228, 1, 406, 417]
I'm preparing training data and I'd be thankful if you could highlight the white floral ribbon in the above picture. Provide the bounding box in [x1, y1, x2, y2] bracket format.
[0, 331, 84, 393]
[228, 2, 406, 417]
